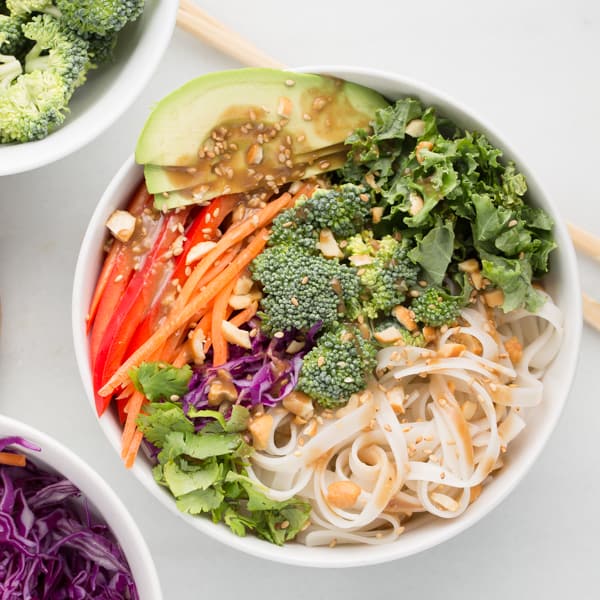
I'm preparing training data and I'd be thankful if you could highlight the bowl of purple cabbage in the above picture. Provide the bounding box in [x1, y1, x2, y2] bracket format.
[0, 415, 161, 599]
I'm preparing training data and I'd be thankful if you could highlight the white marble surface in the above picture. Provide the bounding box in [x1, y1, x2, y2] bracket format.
[1, 0, 599, 597]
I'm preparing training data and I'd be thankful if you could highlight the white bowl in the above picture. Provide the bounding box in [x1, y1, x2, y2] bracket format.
[0, 414, 162, 598]
[72, 66, 582, 568]
[0, 0, 178, 176]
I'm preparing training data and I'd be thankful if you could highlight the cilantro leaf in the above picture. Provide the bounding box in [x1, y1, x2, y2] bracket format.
[129, 362, 192, 401]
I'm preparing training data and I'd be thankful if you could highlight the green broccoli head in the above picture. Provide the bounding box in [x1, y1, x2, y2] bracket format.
[0, 12, 29, 56]
[346, 232, 420, 319]
[297, 324, 377, 409]
[5, 0, 53, 15]
[23, 14, 90, 93]
[269, 184, 373, 251]
[0, 69, 68, 142]
[85, 31, 118, 67]
[54, 0, 144, 36]
[410, 285, 463, 327]
[251, 245, 361, 334]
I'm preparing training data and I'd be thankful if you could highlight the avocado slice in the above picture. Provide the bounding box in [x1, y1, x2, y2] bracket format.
[135, 68, 388, 169]
[144, 142, 348, 194]
[153, 150, 348, 212]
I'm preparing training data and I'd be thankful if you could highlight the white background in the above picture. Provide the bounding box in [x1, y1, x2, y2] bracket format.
[1, 0, 599, 597]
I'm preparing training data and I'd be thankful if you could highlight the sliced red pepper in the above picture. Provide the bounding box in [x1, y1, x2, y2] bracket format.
[89, 184, 153, 365]
[126, 194, 239, 357]
[93, 209, 189, 416]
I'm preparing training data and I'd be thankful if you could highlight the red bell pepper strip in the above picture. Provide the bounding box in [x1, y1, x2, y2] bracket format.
[93, 208, 189, 415]
[125, 194, 239, 357]
[89, 184, 154, 365]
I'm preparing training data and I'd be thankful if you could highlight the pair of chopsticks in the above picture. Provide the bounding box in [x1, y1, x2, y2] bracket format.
[568, 224, 600, 332]
[175, 2, 600, 334]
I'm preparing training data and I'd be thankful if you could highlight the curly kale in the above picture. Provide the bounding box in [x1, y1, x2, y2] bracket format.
[297, 324, 377, 409]
[410, 285, 464, 327]
[269, 184, 373, 251]
[345, 232, 420, 319]
[251, 245, 361, 334]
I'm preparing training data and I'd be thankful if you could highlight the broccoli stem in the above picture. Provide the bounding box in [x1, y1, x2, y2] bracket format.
[0, 54, 21, 89]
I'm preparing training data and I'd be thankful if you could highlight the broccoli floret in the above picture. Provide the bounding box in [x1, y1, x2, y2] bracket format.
[54, 0, 144, 36]
[297, 324, 377, 409]
[85, 31, 118, 67]
[269, 184, 373, 251]
[0, 69, 68, 142]
[346, 232, 420, 319]
[251, 245, 361, 334]
[23, 14, 89, 93]
[410, 286, 463, 327]
[5, 0, 53, 15]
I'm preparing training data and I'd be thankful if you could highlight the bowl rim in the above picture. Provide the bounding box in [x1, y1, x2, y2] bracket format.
[72, 65, 582, 568]
[0, 0, 178, 177]
[0, 414, 162, 597]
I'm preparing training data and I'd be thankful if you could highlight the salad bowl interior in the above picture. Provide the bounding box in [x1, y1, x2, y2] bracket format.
[0, 0, 178, 176]
[72, 66, 581, 567]
[0, 414, 162, 597]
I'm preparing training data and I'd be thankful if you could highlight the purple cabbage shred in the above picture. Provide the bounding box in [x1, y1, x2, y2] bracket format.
[0, 437, 139, 599]
[182, 319, 321, 417]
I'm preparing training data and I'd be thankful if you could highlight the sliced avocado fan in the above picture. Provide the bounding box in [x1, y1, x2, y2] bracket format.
[135, 68, 389, 208]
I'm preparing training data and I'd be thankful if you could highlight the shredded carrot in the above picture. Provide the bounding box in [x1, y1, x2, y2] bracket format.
[0, 452, 26, 467]
[173, 192, 291, 313]
[211, 279, 236, 366]
[124, 429, 144, 469]
[121, 389, 146, 458]
[229, 301, 259, 328]
[100, 229, 270, 397]
[173, 346, 191, 368]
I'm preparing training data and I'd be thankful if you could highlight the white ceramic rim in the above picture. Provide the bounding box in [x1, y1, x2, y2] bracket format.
[0, 0, 178, 176]
[72, 65, 582, 568]
[0, 414, 162, 598]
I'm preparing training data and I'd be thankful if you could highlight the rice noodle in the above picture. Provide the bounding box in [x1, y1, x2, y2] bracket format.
[248, 294, 563, 545]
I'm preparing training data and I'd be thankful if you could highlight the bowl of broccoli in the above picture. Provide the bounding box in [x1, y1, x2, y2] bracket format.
[0, 0, 178, 175]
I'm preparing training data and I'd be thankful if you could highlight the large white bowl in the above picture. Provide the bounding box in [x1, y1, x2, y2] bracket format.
[72, 66, 582, 568]
[0, 0, 178, 176]
[0, 414, 162, 598]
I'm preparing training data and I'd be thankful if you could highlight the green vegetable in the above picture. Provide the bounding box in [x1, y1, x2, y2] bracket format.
[410, 286, 464, 328]
[297, 324, 377, 409]
[138, 401, 311, 544]
[345, 232, 419, 319]
[251, 244, 361, 333]
[269, 184, 373, 251]
[129, 361, 192, 402]
[344, 97, 556, 313]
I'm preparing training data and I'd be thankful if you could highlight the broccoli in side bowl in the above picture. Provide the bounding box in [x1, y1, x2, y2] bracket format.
[0, 0, 144, 143]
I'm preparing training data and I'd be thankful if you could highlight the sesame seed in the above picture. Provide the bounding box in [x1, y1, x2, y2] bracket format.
[344, 377, 354, 383]
[301, 276, 309, 284]
[291, 297, 299, 306]
[303, 113, 312, 121]
[274, 331, 285, 339]
[170, 394, 180, 401]
[297, 134, 306, 143]
[285, 79, 295, 87]
[319, 161, 330, 169]
[114, 274, 124, 283]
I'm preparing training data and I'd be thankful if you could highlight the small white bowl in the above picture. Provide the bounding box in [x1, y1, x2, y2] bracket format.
[72, 67, 582, 568]
[0, 0, 178, 176]
[0, 414, 162, 598]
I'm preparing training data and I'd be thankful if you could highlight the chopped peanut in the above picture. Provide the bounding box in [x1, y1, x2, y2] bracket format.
[246, 144, 263, 165]
[228, 294, 253, 310]
[483, 289, 504, 307]
[326, 481, 362, 509]
[422, 326, 438, 344]
[277, 96, 293, 118]
[189, 328, 206, 364]
[405, 118, 426, 138]
[458, 258, 480, 273]
[470, 271, 484, 290]
[408, 192, 424, 216]
[185, 241, 217, 265]
[207, 378, 238, 406]
[415, 140, 434, 164]
[234, 274, 254, 295]
[248, 414, 273, 450]
[392, 305, 417, 331]
[374, 326, 403, 344]
[504, 336, 523, 364]
[282, 391, 314, 420]
[348, 254, 374, 266]
[221, 320, 251, 349]
[438, 343, 466, 358]
[316, 228, 343, 258]
[106, 210, 136, 243]
[371, 206, 384, 223]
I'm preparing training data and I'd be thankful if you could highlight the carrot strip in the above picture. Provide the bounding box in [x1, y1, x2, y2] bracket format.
[0, 452, 26, 467]
[124, 429, 144, 469]
[99, 229, 270, 397]
[173, 192, 291, 313]
[173, 346, 191, 368]
[121, 389, 146, 458]
[211, 279, 236, 366]
[86, 242, 120, 334]
[229, 301, 259, 328]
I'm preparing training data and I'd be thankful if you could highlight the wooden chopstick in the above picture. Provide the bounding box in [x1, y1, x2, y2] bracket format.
[176, 0, 284, 69]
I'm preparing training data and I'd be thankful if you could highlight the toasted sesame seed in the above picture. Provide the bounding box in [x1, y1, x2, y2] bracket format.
[170, 394, 180, 401]
[114, 274, 124, 283]
[319, 161, 330, 169]
[291, 297, 299, 306]
[303, 113, 312, 121]
[274, 331, 285, 339]
[317, 356, 325, 367]
[285, 79, 295, 87]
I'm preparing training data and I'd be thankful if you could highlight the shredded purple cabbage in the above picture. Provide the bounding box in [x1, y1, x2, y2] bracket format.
[0, 437, 139, 599]
[182, 320, 320, 416]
